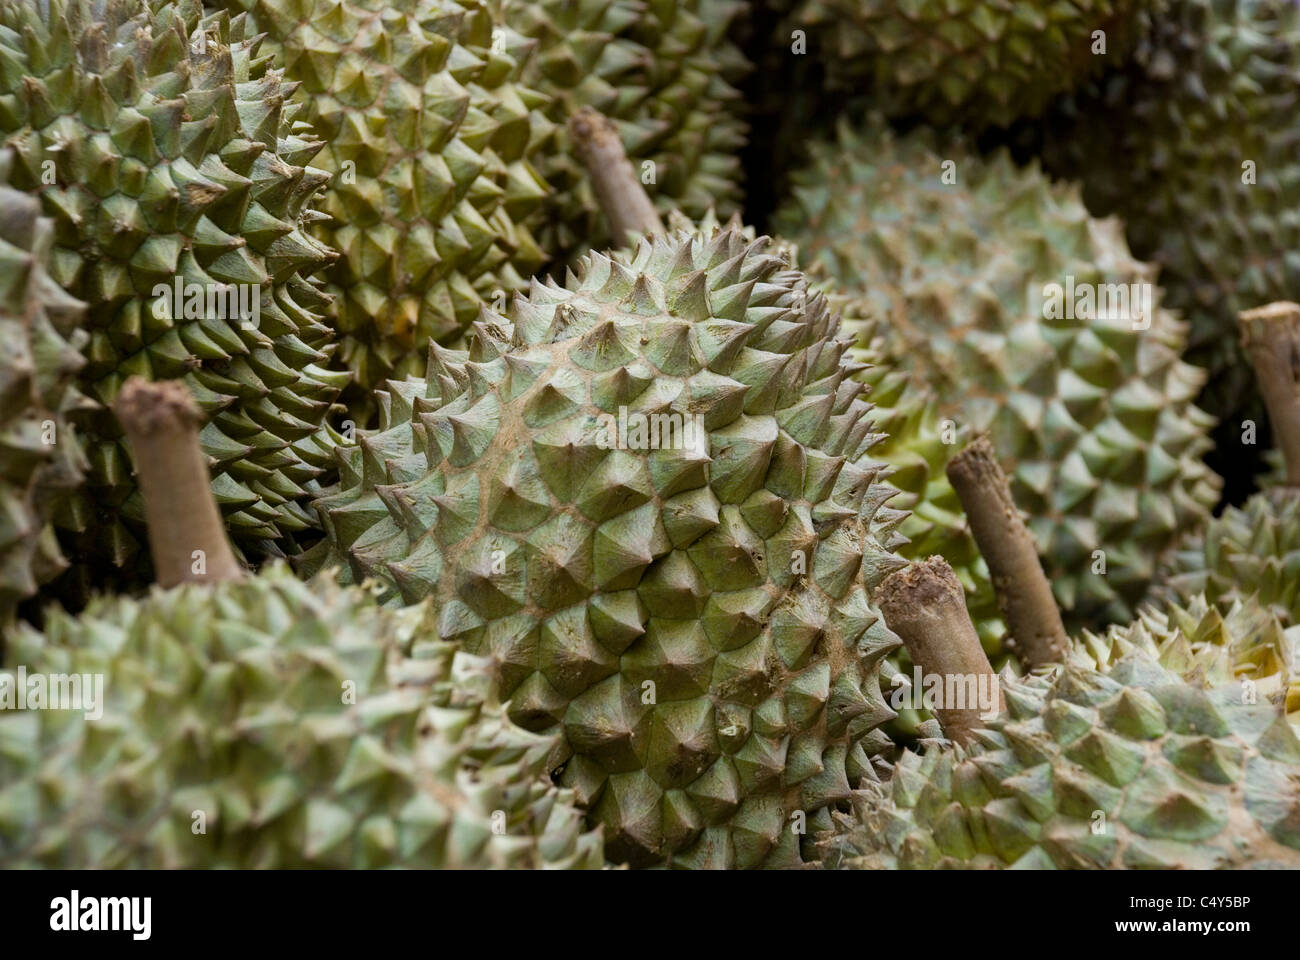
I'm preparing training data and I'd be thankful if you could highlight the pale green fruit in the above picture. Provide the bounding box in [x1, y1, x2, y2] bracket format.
[307, 217, 914, 867]
[0, 565, 604, 869]
[774, 119, 1221, 628]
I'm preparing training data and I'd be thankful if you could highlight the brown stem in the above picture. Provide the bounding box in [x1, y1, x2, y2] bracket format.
[113, 378, 243, 587]
[1240, 302, 1300, 487]
[567, 107, 664, 246]
[877, 557, 1005, 746]
[946, 436, 1067, 669]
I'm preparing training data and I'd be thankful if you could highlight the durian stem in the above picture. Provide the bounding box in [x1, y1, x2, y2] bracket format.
[946, 436, 1067, 669]
[113, 378, 243, 588]
[877, 557, 1005, 746]
[1240, 302, 1300, 487]
[568, 107, 665, 245]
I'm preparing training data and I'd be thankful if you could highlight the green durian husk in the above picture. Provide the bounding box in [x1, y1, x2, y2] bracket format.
[822, 597, 1300, 869]
[0, 565, 604, 869]
[0, 0, 348, 595]
[786, 0, 1158, 130]
[494, 0, 750, 265]
[1160, 487, 1300, 632]
[774, 118, 1222, 630]
[216, 0, 557, 393]
[305, 214, 913, 868]
[1027, 0, 1300, 425]
[0, 166, 87, 628]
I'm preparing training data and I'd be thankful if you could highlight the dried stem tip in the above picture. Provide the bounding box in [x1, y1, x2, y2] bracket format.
[1240, 302, 1300, 487]
[946, 436, 1067, 669]
[877, 557, 1005, 746]
[113, 378, 243, 588]
[568, 106, 665, 247]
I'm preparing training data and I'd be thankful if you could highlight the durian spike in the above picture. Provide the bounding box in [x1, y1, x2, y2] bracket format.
[1240, 302, 1300, 487]
[567, 107, 664, 246]
[947, 436, 1067, 668]
[877, 556, 1005, 745]
[113, 379, 243, 588]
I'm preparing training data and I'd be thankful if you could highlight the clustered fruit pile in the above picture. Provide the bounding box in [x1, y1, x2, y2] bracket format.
[1, 0, 1297, 871]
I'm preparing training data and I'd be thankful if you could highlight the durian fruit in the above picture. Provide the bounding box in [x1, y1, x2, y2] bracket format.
[308, 216, 913, 867]
[821, 646, 1300, 869]
[495, 0, 750, 262]
[215, 0, 555, 392]
[1161, 305, 1300, 631]
[0, 0, 347, 585]
[848, 310, 1004, 656]
[787, 0, 1152, 129]
[1072, 594, 1299, 728]
[773, 119, 1221, 627]
[0, 159, 87, 625]
[1030, 0, 1300, 423]
[840, 312, 1005, 742]
[1, 376, 602, 869]
[1162, 489, 1300, 627]
[0, 565, 605, 868]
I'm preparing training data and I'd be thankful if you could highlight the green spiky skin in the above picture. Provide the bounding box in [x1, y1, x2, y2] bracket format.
[1162, 489, 1300, 633]
[0, 165, 87, 626]
[218, 0, 554, 392]
[496, 0, 750, 264]
[845, 306, 1004, 652]
[1030, 0, 1300, 422]
[307, 219, 912, 867]
[1071, 594, 1299, 730]
[0, 0, 347, 587]
[774, 120, 1221, 628]
[0, 565, 604, 868]
[821, 643, 1300, 869]
[821, 298, 1005, 740]
[788, 0, 1152, 129]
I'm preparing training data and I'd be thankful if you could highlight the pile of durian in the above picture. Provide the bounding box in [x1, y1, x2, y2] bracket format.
[1, 0, 1297, 870]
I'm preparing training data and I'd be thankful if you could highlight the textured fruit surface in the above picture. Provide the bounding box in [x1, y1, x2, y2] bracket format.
[0, 565, 604, 868]
[309, 218, 911, 867]
[1071, 594, 1299, 727]
[497, 0, 749, 262]
[774, 121, 1221, 628]
[0, 163, 87, 623]
[1032, 0, 1300, 422]
[824, 297, 1004, 741]
[821, 645, 1300, 869]
[219, 0, 554, 391]
[845, 305, 1004, 654]
[0, 0, 347, 583]
[789, 0, 1150, 129]
[1161, 489, 1300, 629]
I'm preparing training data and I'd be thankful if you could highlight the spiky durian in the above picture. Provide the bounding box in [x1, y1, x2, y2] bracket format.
[773, 120, 1221, 627]
[0, 0, 346, 587]
[1030, 0, 1300, 423]
[1071, 594, 1299, 726]
[787, 0, 1152, 129]
[307, 217, 913, 867]
[0, 564, 604, 868]
[1161, 489, 1300, 629]
[830, 305, 1006, 741]
[848, 309, 1004, 654]
[215, 0, 554, 392]
[821, 643, 1300, 869]
[0, 161, 87, 625]
[495, 0, 749, 262]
